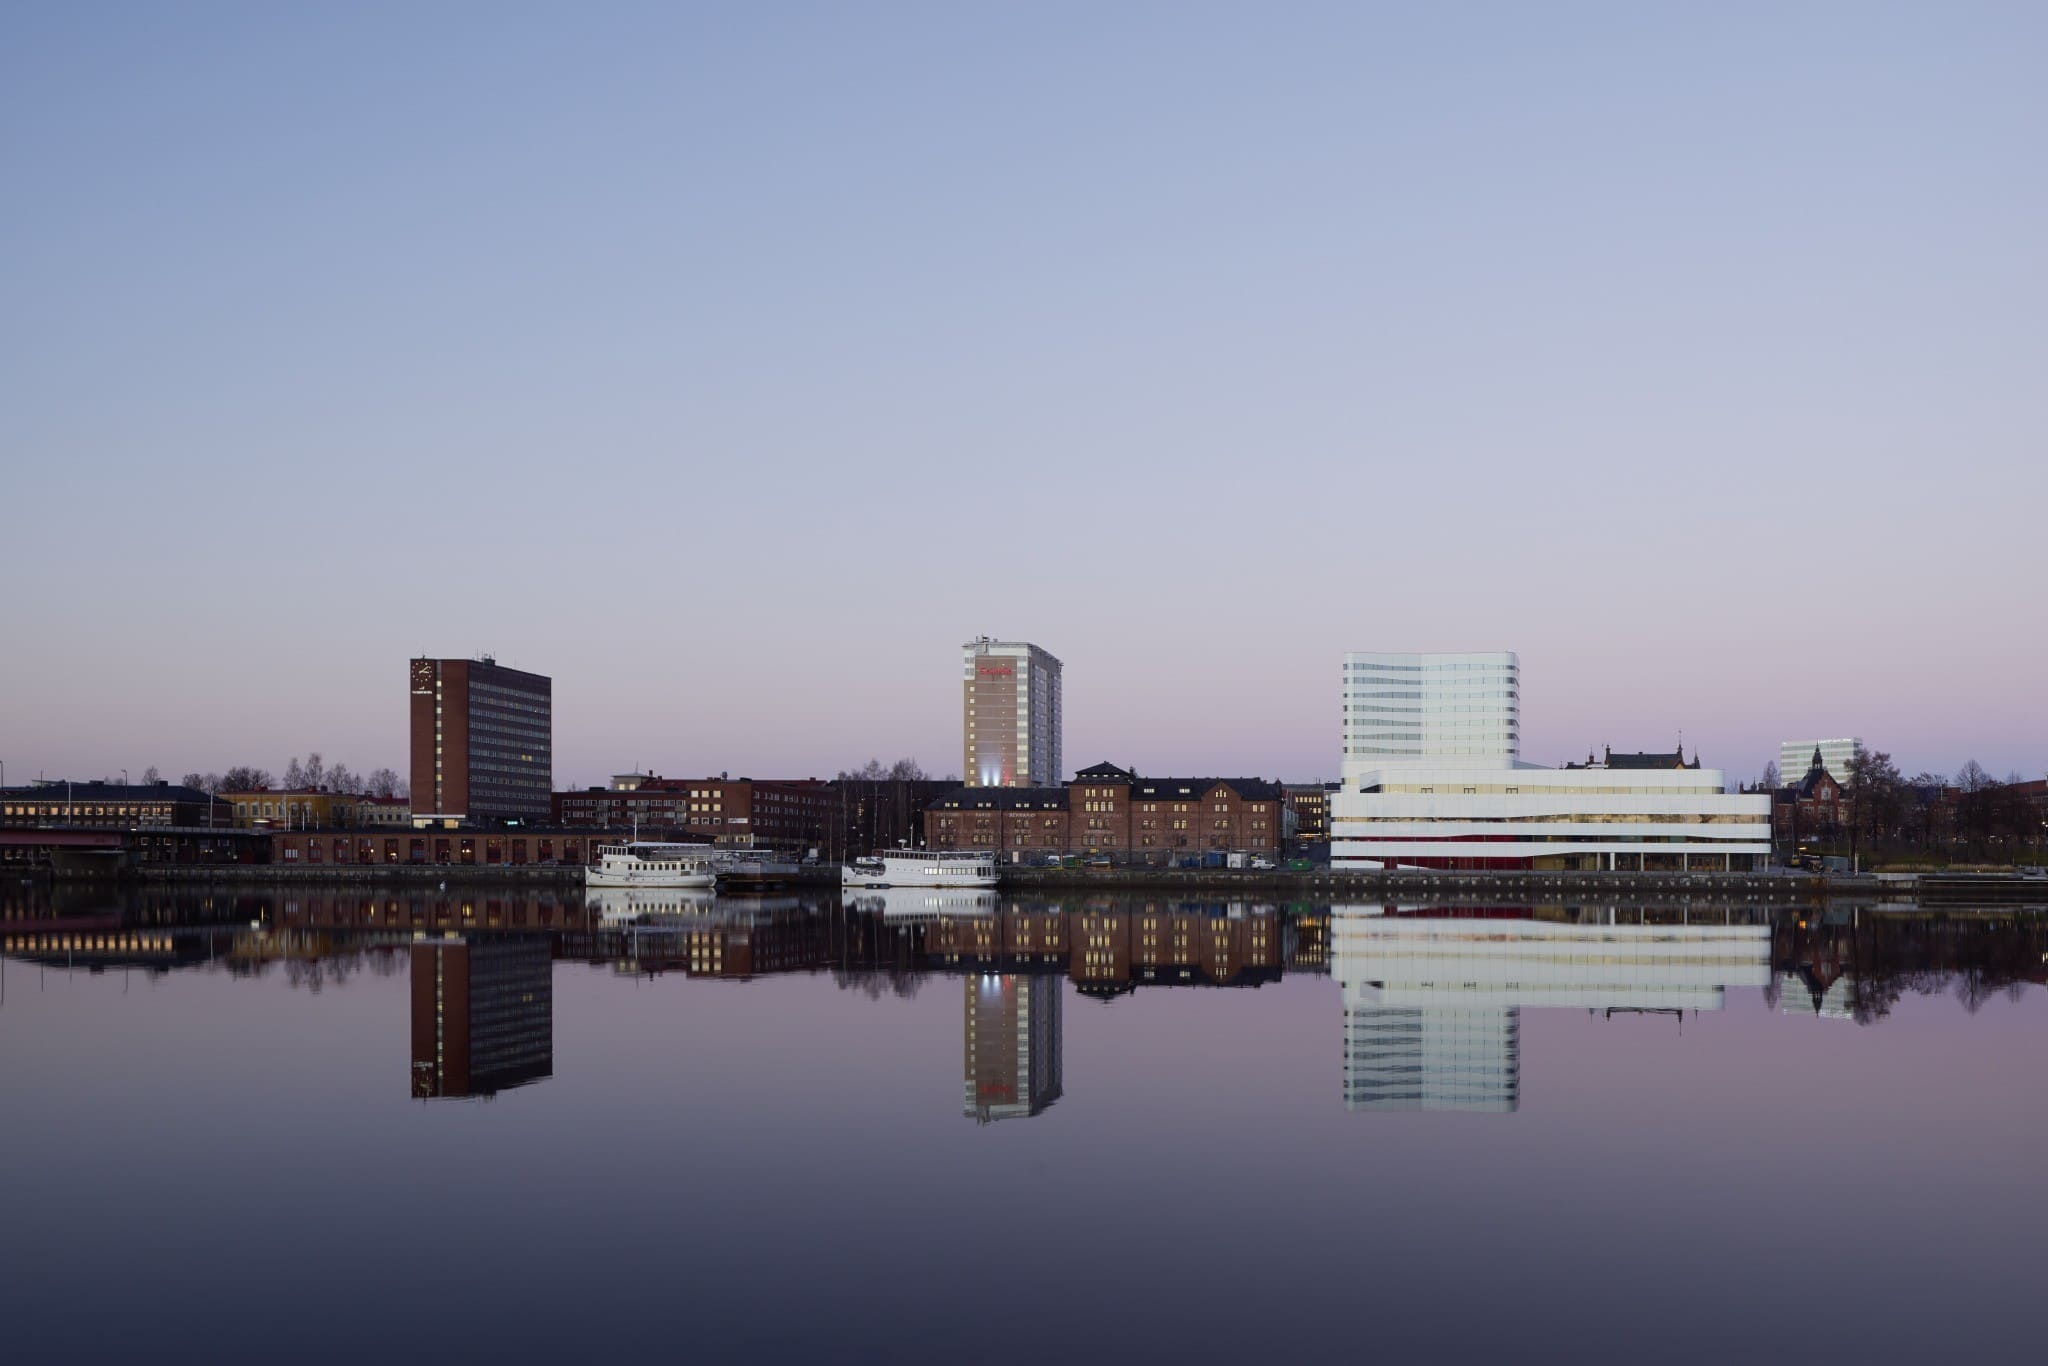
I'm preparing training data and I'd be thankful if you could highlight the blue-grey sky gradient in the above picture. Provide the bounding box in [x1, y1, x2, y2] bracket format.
[4, 2, 2043, 787]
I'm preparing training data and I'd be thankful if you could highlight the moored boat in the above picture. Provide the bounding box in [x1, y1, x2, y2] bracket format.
[840, 850, 998, 889]
[586, 841, 721, 889]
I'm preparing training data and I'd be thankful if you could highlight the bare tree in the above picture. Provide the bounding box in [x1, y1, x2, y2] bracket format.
[1758, 760, 1780, 791]
[326, 762, 359, 794]
[303, 752, 325, 790]
[838, 757, 931, 782]
[222, 765, 273, 792]
[282, 756, 306, 789]
[1955, 759, 1994, 793]
[141, 765, 161, 785]
[181, 771, 208, 791]
[1847, 746, 1905, 860]
[366, 767, 403, 799]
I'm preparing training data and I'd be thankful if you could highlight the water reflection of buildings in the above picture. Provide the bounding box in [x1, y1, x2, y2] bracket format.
[922, 904, 1283, 996]
[605, 900, 831, 980]
[963, 973, 1063, 1123]
[410, 934, 553, 1099]
[1331, 910, 1773, 1112]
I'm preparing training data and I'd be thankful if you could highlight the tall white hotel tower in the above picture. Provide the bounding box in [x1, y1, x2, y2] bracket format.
[1331, 650, 1771, 872]
[962, 638, 1063, 788]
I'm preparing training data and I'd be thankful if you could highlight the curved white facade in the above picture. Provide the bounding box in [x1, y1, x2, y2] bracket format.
[1332, 649, 1770, 871]
[1331, 763, 1772, 871]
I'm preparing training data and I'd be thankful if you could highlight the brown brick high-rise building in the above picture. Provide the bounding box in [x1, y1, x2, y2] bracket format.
[410, 656, 552, 827]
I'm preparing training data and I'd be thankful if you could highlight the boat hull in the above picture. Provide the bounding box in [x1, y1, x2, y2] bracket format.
[840, 853, 998, 889]
[585, 869, 717, 889]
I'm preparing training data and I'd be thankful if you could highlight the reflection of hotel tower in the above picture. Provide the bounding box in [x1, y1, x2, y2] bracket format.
[1330, 911, 1772, 1112]
[411, 934, 554, 1099]
[963, 974, 1063, 1123]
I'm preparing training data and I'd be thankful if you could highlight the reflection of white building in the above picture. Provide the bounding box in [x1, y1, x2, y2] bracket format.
[1331, 911, 1773, 1112]
[1330, 650, 1772, 872]
[1778, 971, 1859, 1019]
[1344, 989, 1520, 1112]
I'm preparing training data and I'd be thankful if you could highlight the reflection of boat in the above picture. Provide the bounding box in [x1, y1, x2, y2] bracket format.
[709, 893, 805, 918]
[587, 886, 718, 923]
[586, 842, 720, 889]
[841, 851, 997, 888]
[716, 849, 801, 887]
[844, 886, 1000, 921]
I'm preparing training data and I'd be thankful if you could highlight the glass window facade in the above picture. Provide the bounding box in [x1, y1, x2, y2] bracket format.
[1341, 652, 1520, 761]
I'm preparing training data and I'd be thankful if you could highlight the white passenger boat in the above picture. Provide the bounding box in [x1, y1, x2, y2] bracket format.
[840, 850, 998, 889]
[586, 841, 721, 889]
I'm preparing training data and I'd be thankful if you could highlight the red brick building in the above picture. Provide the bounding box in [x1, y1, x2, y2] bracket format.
[924, 762, 1289, 861]
[1773, 746, 1849, 845]
[1284, 783, 1334, 845]
[552, 773, 836, 853]
[272, 829, 613, 867]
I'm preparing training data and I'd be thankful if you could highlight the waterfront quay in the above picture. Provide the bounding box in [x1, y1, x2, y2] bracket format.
[106, 861, 2048, 909]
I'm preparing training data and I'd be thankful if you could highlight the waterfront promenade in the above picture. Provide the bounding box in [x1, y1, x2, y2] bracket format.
[107, 861, 2048, 907]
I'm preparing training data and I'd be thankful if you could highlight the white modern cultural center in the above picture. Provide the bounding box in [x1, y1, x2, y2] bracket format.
[1330, 651, 1772, 872]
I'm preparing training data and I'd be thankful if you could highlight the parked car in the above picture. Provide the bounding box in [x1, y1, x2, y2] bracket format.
[1085, 855, 1112, 869]
[1249, 856, 1276, 870]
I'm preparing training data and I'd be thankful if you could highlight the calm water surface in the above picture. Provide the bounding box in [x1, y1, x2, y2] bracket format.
[2, 884, 2043, 1364]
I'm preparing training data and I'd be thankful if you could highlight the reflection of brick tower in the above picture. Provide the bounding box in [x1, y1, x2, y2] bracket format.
[411, 934, 553, 1099]
[962, 973, 1063, 1123]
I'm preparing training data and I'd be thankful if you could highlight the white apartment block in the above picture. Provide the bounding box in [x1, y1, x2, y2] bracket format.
[1780, 738, 1861, 786]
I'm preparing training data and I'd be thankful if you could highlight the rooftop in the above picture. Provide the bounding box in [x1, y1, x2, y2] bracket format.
[2, 780, 218, 803]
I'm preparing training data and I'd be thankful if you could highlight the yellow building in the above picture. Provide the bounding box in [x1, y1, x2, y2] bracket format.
[357, 795, 412, 827]
[223, 789, 361, 830]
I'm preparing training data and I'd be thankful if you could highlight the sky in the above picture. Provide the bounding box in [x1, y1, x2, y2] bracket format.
[3, 1, 2044, 790]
